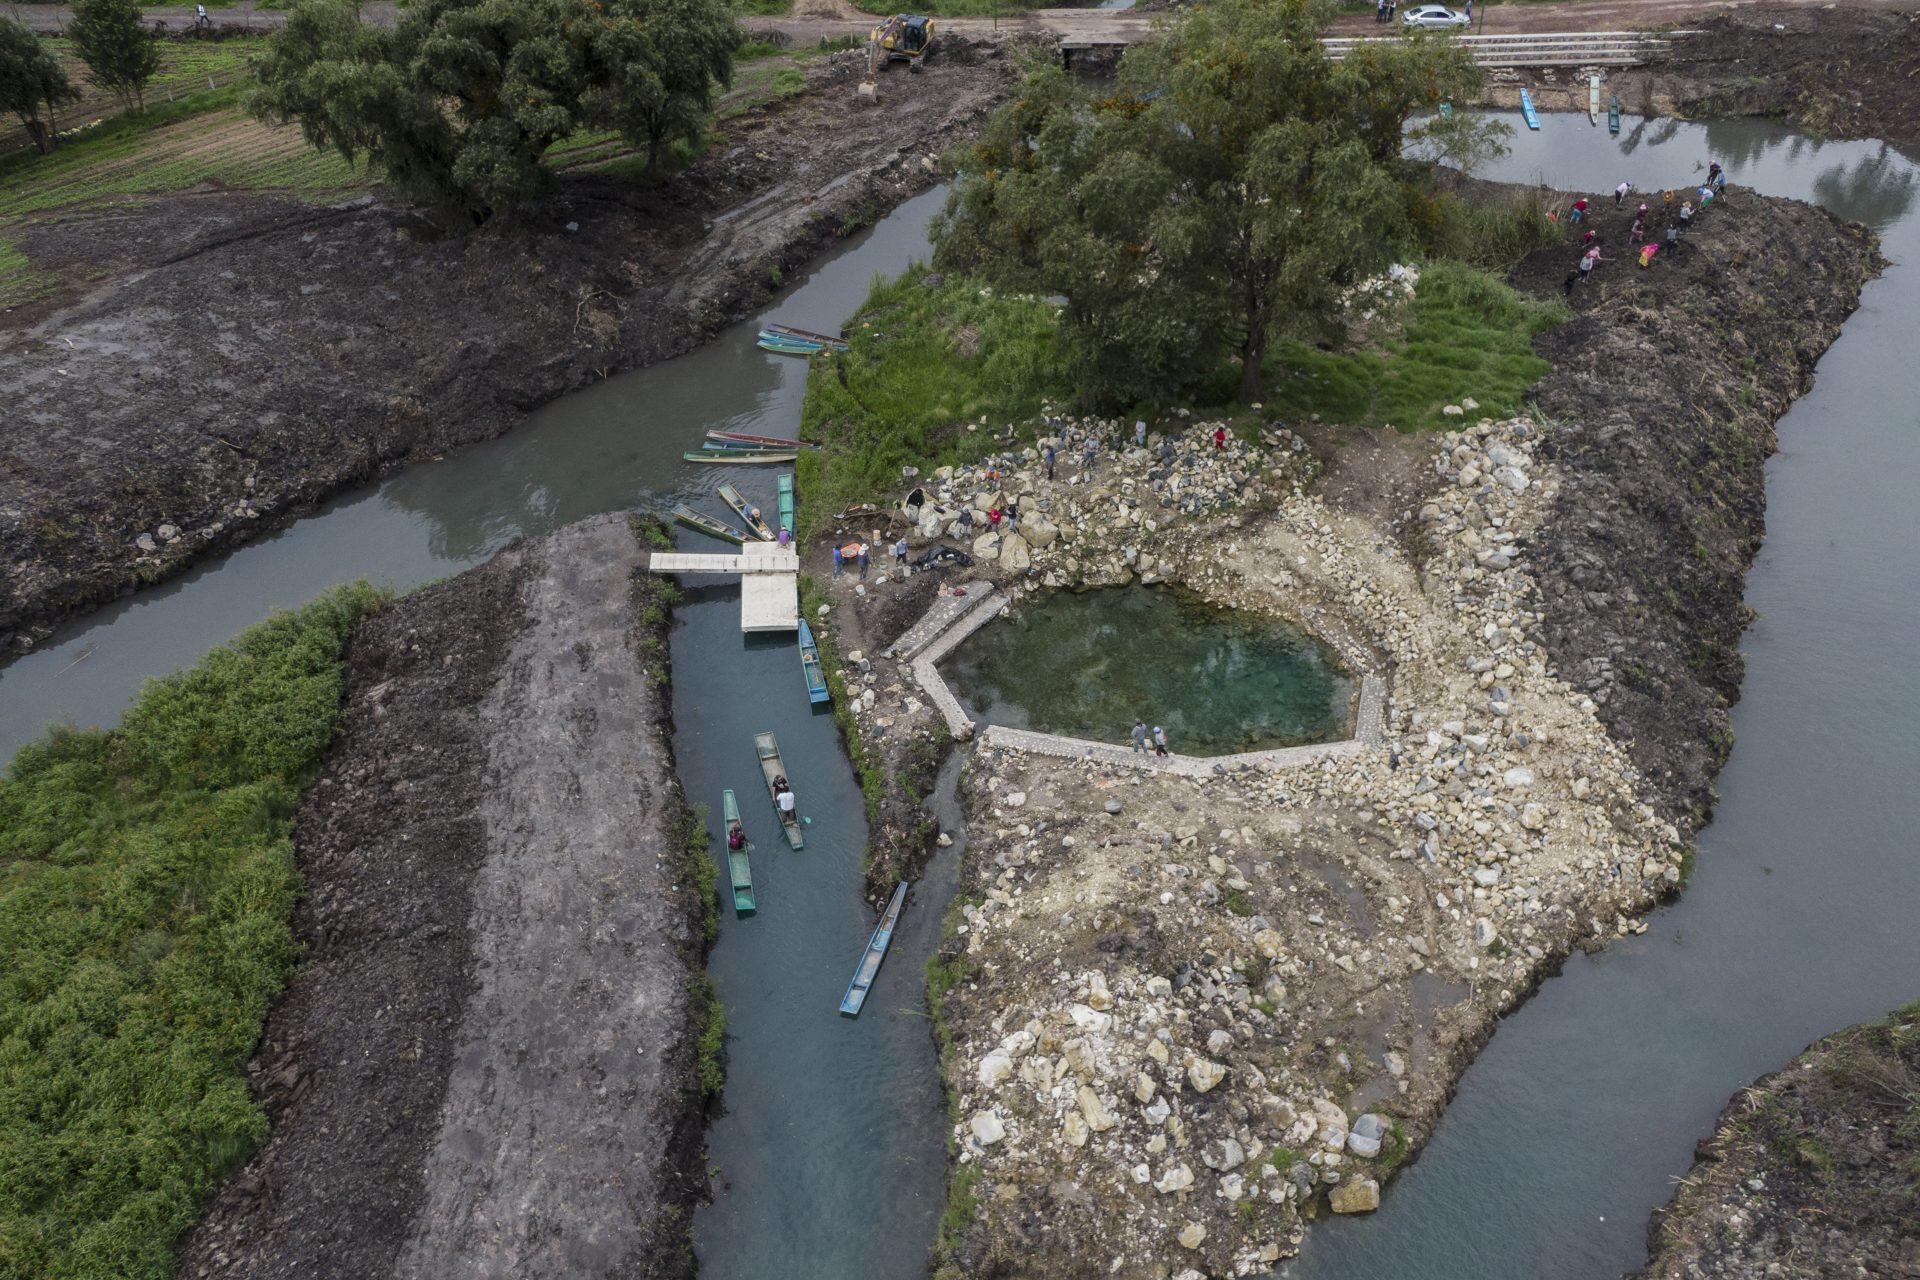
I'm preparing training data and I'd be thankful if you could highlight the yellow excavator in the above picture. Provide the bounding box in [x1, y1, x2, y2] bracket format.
[870, 13, 935, 68]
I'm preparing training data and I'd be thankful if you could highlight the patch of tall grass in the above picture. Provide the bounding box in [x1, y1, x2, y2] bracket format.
[0, 583, 386, 1280]
[1414, 187, 1561, 269]
[1259, 260, 1565, 431]
[795, 269, 1073, 533]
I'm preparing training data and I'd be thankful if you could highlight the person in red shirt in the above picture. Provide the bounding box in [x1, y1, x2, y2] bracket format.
[1570, 197, 1590, 224]
[1213, 427, 1227, 450]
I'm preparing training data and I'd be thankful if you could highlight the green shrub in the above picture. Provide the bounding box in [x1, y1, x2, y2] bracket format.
[796, 269, 1072, 532]
[0, 582, 385, 1280]
[1259, 260, 1564, 432]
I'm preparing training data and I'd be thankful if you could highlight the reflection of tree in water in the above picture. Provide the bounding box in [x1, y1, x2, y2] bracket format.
[1693, 122, 1917, 227]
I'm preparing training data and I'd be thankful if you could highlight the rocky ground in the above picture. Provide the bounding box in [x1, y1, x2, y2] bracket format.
[794, 181, 1878, 1277]
[176, 515, 712, 1280]
[1633, 1001, 1920, 1280]
[0, 40, 1013, 654]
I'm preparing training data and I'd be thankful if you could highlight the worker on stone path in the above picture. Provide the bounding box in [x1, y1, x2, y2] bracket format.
[857, 543, 871, 579]
[1044, 442, 1056, 481]
[894, 536, 909, 565]
[1084, 435, 1098, 471]
[1134, 420, 1147, 448]
[1132, 720, 1149, 753]
[832, 544, 843, 577]
[1153, 726, 1169, 757]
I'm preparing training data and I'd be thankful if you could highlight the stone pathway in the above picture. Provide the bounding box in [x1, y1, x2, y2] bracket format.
[979, 674, 1388, 777]
[886, 582, 997, 661]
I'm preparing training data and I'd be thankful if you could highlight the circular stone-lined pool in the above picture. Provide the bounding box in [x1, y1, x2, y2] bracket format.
[941, 587, 1355, 756]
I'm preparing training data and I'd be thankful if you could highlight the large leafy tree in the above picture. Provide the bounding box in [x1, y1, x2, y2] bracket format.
[251, 0, 737, 223]
[69, 0, 163, 112]
[935, 0, 1490, 403]
[0, 18, 79, 155]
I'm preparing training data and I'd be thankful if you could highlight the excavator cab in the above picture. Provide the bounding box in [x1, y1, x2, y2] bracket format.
[871, 13, 935, 66]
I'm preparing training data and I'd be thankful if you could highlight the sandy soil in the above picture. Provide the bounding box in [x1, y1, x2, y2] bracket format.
[0, 42, 1013, 653]
[176, 516, 711, 1280]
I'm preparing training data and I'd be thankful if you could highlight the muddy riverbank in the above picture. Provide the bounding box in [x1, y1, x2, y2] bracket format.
[0, 41, 1012, 655]
[1633, 999, 1920, 1280]
[176, 515, 713, 1279]
[1514, 190, 1882, 828]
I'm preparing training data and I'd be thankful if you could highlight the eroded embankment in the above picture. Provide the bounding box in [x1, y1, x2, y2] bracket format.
[0, 41, 1013, 654]
[796, 185, 1878, 1278]
[1514, 189, 1883, 827]
[176, 515, 712, 1280]
[1632, 1001, 1920, 1280]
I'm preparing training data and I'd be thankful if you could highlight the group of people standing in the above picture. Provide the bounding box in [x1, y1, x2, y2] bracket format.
[1563, 161, 1729, 295]
[1130, 720, 1171, 758]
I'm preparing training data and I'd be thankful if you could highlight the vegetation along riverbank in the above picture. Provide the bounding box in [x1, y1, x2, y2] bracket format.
[785, 4, 1882, 1274]
[1633, 1000, 1920, 1280]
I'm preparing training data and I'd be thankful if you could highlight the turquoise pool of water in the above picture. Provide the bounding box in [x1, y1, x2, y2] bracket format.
[940, 587, 1355, 754]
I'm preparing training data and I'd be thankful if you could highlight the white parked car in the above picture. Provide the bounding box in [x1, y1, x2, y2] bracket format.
[1401, 5, 1470, 28]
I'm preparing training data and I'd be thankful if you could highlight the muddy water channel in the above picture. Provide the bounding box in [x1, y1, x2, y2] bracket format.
[1289, 119, 1920, 1279]
[942, 586, 1354, 753]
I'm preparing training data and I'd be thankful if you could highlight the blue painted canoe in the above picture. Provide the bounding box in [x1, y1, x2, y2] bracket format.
[840, 881, 907, 1017]
[1608, 97, 1621, 135]
[798, 620, 830, 705]
[1519, 88, 1540, 131]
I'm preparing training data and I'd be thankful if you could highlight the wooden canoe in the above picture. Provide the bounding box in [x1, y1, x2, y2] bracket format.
[710, 430, 821, 450]
[777, 473, 795, 534]
[717, 482, 777, 541]
[1588, 75, 1600, 125]
[671, 503, 749, 545]
[839, 881, 908, 1017]
[683, 450, 799, 465]
[754, 731, 804, 850]
[1519, 88, 1540, 131]
[723, 789, 755, 917]
[704, 438, 794, 453]
[798, 619, 830, 706]
[1608, 96, 1621, 135]
[762, 322, 849, 350]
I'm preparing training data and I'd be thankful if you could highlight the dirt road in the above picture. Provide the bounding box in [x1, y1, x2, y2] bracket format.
[177, 515, 711, 1279]
[13, 0, 1916, 40]
[0, 44, 1012, 653]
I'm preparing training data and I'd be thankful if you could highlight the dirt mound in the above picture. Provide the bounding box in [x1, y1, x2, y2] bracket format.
[176, 517, 711, 1279]
[1511, 186, 1882, 826]
[1655, 9, 1920, 149]
[0, 43, 1014, 655]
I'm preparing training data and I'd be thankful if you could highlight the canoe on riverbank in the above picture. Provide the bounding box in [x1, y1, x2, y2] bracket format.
[1520, 88, 1540, 130]
[671, 504, 749, 544]
[798, 620, 829, 705]
[754, 731, 804, 850]
[759, 323, 848, 353]
[717, 482, 776, 541]
[723, 789, 755, 916]
[683, 450, 799, 465]
[709, 430, 821, 450]
[839, 881, 907, 1017]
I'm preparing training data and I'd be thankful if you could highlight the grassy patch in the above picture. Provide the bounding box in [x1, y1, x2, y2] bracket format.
[1259, 260, 1564, 431]
[796, 270, 1073, 533]
[0, 583, 386, 1280]
[689, 973, 727, 1102]
[732, 0, 795, 14]
[798, 576, 885, 829]
[0, 96, 365, 219]
[930, 1162, 982, 1279]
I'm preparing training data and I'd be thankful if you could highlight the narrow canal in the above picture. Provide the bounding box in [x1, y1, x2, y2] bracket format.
[0, 189, 959, 1275]
[1289, 119, 1920, 1280]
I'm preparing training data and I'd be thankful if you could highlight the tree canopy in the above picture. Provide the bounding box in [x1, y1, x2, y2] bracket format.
[933, 0, 1496, 403]
[0, 18, 79, 155]
[70, 0, 163, 112]
[251, 0, 739, 222]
